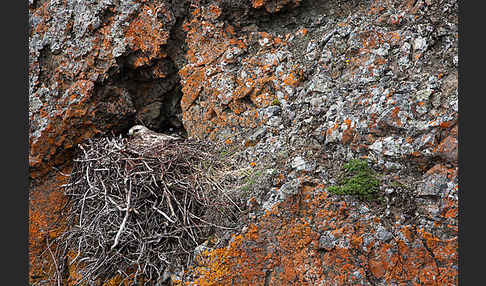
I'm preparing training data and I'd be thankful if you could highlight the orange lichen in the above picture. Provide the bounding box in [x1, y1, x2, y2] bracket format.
[283, 70, 302, 87]
[341, 127, 355, 144]
[391, 106, 402, 126]
[125, 3, 170, 61]
[29, 169, 71, 284]
[252, 0, 265, 9]
[439, 120, 455, 129]
[30, 0, 457, 284]
[384, 31, 401, 46]
[179, 6, 303, 139]
[189, 180, 457, 285]
[297, 28, 308, 36]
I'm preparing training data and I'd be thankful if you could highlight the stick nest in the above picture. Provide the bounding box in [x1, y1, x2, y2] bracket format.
[53, 136, 245, 285]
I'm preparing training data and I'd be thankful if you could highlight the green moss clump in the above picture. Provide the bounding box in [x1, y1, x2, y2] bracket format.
[328, 159, 380, 200]
[271, 98, 281, 106]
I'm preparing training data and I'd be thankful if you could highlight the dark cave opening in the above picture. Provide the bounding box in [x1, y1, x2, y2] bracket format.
[112, 4, 190, 139]
[107, 52, 187, 139]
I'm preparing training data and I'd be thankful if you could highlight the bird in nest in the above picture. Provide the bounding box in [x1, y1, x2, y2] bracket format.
[127, 125, 182, 150]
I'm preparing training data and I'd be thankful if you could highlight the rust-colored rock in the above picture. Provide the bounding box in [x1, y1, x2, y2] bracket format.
[251, 0, 302, 13]
[29, 1, 181, 283]
[29, 0, 458, 284]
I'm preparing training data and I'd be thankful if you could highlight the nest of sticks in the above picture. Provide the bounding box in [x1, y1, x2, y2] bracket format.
[52, 135, 244, 285]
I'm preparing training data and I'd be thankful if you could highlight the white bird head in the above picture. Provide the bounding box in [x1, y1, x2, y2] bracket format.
[128, 125, 149, 136]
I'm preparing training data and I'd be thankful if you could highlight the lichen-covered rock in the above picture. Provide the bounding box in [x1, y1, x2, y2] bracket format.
[179, 1, 310, 140]
[29, 1, 186, 283]
[251, 0, 302, 13]
[191, 185, 457, 285]
[29, 0, 182, 178]
[182, 0, 458, 284]
[29, 0, 458, 284]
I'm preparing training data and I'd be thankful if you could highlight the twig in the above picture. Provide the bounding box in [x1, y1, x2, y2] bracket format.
[46, 237, 61, 286]
[111, 182, 132, 250]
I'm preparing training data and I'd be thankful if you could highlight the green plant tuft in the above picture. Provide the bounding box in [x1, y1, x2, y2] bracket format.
[271, 98, 281, 106]
[328, 159, 380, 200]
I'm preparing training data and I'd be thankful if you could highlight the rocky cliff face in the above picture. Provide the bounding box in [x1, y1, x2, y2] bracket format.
[29, 0, 458, 284]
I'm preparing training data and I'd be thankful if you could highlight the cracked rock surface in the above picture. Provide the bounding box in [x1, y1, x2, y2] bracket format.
[29, 0, 458, 285]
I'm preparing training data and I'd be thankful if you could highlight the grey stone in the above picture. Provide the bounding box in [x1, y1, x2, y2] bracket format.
[266, 116, 282, 127]
[359, 205, 370, 214]
[416, 89, 433, 102]
[413, 37, 428, 51]
[249, 127, 267, 142]
[291, 156, 306, 171]
[318, 231, 336, 251]
[265, 105, 281, 117]
[417, 174, 448, 196]
[262, 188, 282, 211]
[375, 225, 393, 242]
[279, 178, 301, 199]
[351, 270, 362, 280]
